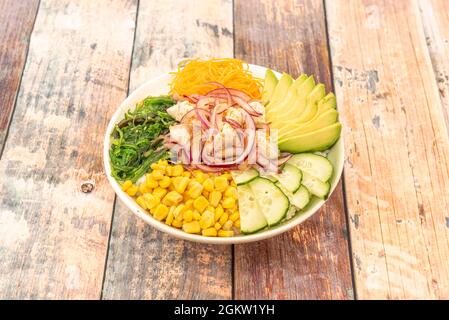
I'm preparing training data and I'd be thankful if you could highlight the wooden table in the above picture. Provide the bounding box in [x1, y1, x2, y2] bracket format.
[1, 0, 448, 300]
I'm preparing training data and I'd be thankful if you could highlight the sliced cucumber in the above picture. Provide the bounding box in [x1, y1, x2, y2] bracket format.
[288, 153, 333, 182]
[261, 174, 278, 183]
[237, 184, 268, 234]
[231, 168, 259, 185]
[276, 183, 310, 210]
[301, 172, 330, 199]
[273, 163, 302, 193]
[249, 178, 290, 226]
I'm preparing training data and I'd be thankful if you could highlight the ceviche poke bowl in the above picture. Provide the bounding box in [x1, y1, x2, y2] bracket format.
[104, 59, 344, 244]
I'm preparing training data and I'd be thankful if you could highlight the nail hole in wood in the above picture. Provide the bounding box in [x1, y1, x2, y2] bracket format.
[81, 180, 95, 193]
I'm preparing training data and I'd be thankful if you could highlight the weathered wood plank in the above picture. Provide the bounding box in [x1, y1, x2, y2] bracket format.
[233, 0, 353, 300]
[0, 0, 136, 299]
[102, 0, 233, 300]
[326, 0, 449, 299]
[0, 0, 40, 150]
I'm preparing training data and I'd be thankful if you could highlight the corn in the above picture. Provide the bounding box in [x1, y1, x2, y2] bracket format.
[151, 169, 164, 180]
[173, 176, 190, 193]
[183, 210, 193, 222]
[214, 205, 224, 222]
[224, 186, 237, 198]
[152, 187, 167, 200]
[182, 221, 201, 234]
[222, 220, 233, 231]
[158, 176, 171, 188]
[172, 219, 183, 228]
[199, 210, 215, 229]
[138, 183, 149, 194]
[214, 176, 228, 192]
[145, 175, 159, 188]
[221, 173, 232, 181]
[165, 207, 175, 225]
[153, 204, 169, 221]
[168, 184, 175, 191]
[222, 197, 235, 209]
[206, 206, 215, 213]
[171, 164, 184, 176]
[234, 219, 240, 229]
[194, 172, 208, 183]
[126, 185, 138, 196]
[136, 196, 147, 209]
[182, 171, 191, 178]
[165, 165, 173, 176]
[121, 180, 133, 191]
[162, 191, 183, 206]
[187, 181, 204, 199]
[193, 196, 209, 213]
[229, 211, 239, 222]
[218, 230, 234, 237]
[230, 180, 237, 187]
[219, 212, 228, 225]
[202, 178, 214, 192]
[214, 222, 222, 230]
[202, 228, 217, 237]
[209, 191, 222, 207]
[202, 190, 209, 198]
[151, 162, 166, 171]
[185, 199, 194, 210]
[173, 204, 185, 221]
[193, 210, 202, 221]
[182, 193, 190, 202]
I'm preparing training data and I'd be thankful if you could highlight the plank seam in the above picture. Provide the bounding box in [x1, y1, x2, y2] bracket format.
[0, 0, 41, 160]
[231, 0, 236, 300]
[322, 0, 357, 300]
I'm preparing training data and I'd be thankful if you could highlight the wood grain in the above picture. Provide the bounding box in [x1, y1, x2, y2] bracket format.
[0, 0, 136, 299]
[0, 0, 40, 150]
[326, 0, 449, 299]
[102, 0, 233, 300]
[233, 0, 353, 300]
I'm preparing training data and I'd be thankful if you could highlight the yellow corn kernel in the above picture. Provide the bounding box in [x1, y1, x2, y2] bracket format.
[153, 204, 169, 221]
[202, 178, 214, 192]
[159, 159, 168, 166]
[234, 219, 240, 229]
[214, 205, 224, 222]
[218, 230, 234, 237]
[187, 181, 204, 199]
[126, 185, 138, 196]
[173, 176, 190, 193]
[151, 162, 166, 171]
[153, 187, 168, 199]
[171, 164, 184, 176]
[185, 199, 194, 210]
[206, 206, 215, 213]
[193, 196, 209, 213]
[221, 173, 232, 181]
[193, 210, 202, 221]
[165, 165, 173, 176]
[229, 211, 240, 222]
[214, 176, 228, 192]
[224, 186, 237, 198]
[222, 220, 233, 231]
[136, 196, 147, 209]
[214, 222, 222, 230]
[202, 228, 217, 237]
[173, 204, 185, 221]
[194, 172, 209, 183]
[182, 171, 191, 178]
[230, 180, 237, 187]
[158, 176, 171, 188]
[162, 191, 183, 206]
[121, 180, 133, 191]
[209, 191, 222, 207]
[183, 210, 193, 222]
[165, 207, 175, 225]
[171, 219, 183, 228]
[143, 193, 160, 209]
[145, 175, 159, 188]
[222, 197, 235, 209]
[168, 184, 175, 191]
[219, 212, 229, 225]
[202, 190, 209, 198]
[182, 221, 201, 234]
[199, 210, 215, 229]
[151, 169, 164, 180]
[138, 183, 149, 194]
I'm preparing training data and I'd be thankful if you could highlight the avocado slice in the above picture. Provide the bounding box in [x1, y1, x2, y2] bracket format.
[262, 69, 278, 105]
[296, 84, 326, 123]
[278, 123, 342, 153]
[266, 73, 293, 109]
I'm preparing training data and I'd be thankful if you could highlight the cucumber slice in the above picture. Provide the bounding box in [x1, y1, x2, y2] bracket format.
[276, 183, 310, 209]
[231, 168, 259, 185]
[288, 153, 333, 182]
[237, 184, 268, 234]
[301, 172, 330, 199]
[249, 178, 290, 226]
[273, 163, 302, 193]
[261, 174, 278, 183]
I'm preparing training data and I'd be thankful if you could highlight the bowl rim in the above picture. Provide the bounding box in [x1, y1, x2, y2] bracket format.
[103, 64, 344, 244]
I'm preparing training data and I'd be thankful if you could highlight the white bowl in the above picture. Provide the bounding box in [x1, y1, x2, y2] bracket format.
[103, 64, 344, 244]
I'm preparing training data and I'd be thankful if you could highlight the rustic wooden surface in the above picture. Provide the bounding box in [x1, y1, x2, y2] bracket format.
[233, 0, 353, 300]
[327, 0, 449, 299]
[101, 0, 233, 300]
[1, 0, 449, 300]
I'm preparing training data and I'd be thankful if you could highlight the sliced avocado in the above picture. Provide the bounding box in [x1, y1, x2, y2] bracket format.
[278, 123, 342, 153]
[267, 73, 293, 108]
[262, 69, 278, 105]
[296, 84, 326, 123]
[278, 109, 339, 140]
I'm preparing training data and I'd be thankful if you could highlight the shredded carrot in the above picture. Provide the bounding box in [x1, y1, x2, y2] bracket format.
[169, 58, 263, 99]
